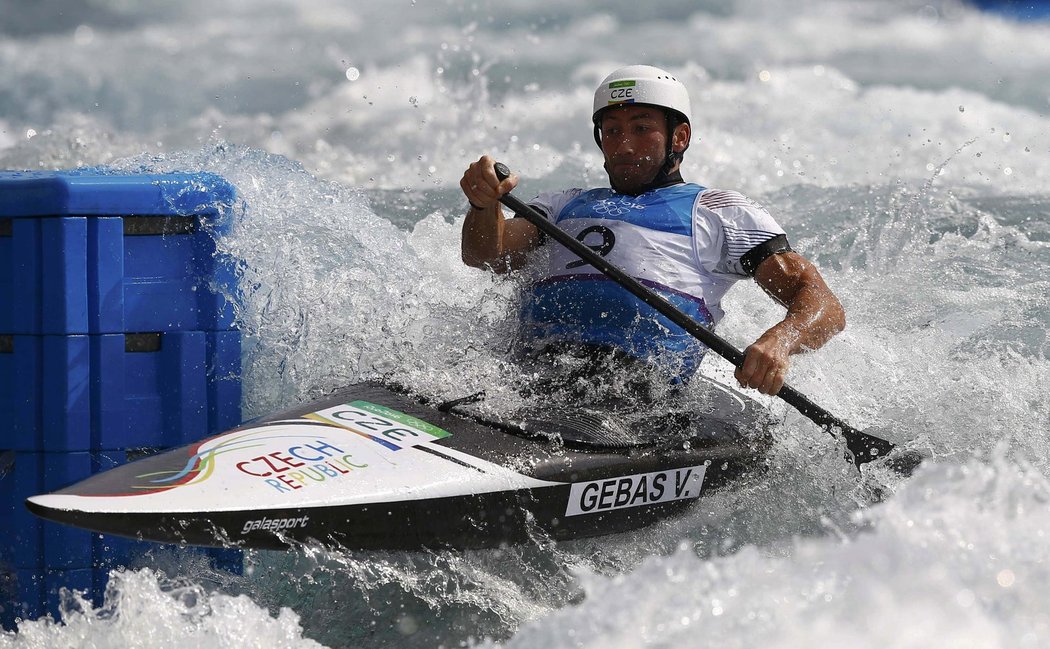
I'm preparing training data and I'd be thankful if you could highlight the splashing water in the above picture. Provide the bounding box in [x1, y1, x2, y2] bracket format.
[2, 1, 1050, 647]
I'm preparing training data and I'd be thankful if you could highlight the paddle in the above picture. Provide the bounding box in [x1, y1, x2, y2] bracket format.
[492, 162, 922, 475]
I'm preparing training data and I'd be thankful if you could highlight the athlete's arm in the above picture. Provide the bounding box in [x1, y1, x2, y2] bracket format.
[735, 251, 846, 395]
[460, 155, 542, 273]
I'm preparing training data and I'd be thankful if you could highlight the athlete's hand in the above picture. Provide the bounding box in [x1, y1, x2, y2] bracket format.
[461, 155, 518, 210]
[736, 329, 793, 396]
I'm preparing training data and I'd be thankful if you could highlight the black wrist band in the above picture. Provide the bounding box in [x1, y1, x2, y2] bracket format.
[469, 201, 486, 211]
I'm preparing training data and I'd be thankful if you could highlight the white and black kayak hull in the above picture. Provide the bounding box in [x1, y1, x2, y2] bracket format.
[27, 381, 770, 551]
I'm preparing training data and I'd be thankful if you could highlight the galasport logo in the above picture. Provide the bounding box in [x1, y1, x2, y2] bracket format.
[241, 514, 310, 536]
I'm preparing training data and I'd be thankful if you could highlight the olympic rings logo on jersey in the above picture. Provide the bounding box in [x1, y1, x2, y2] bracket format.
[591, 197, 645, 217]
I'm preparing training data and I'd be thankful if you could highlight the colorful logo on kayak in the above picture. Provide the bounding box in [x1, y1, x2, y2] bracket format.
[121, 430, 363, 496]
[118, 401, 451, 496]
[303, 400, 451, 451]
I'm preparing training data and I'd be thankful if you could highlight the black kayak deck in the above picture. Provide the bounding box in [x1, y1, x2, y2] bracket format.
[27, 379, 771, 551]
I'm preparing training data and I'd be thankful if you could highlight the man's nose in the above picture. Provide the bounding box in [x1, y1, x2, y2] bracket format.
[609, 135, 633, 155]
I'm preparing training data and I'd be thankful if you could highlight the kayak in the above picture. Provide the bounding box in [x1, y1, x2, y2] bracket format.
[26, 378, 771, 551]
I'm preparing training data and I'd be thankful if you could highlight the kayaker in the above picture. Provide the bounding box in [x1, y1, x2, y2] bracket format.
[460, 64, 845, 398]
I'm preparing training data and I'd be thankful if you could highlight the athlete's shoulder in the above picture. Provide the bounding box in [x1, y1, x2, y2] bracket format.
[696, 188, 766, 212]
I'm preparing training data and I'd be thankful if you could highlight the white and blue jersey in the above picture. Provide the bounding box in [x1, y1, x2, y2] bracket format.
[524, 183, 788, 378]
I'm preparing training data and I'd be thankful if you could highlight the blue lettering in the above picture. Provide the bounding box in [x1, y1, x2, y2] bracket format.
[315, 463, 340, 478]
[304, 440, 345, 457]
[289, 445, 325, 462]
[265, 478, 292, 493]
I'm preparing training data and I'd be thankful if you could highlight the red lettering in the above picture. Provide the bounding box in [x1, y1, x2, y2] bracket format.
[269, 450, 304, 468]
[236, 459, 271, 477]
[257, 454, 285, 474]
[326, 460, 350, 475]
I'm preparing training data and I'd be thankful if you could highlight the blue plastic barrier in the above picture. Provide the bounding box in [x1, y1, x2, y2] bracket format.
[0, 331, 241, 452]
[0, 172, 238, 335]
[1, 451, 125, 572]
[0, 170, 244, 629]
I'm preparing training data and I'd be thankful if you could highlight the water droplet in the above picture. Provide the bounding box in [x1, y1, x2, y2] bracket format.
[74, 24, 95, 46]
[997, 569, 1016, 587]
[397, 614, 418, 635]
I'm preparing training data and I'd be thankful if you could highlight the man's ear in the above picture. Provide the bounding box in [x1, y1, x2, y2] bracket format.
[672, 122, 691, 153]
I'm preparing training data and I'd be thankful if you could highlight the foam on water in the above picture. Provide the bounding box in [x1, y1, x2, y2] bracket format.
[2, 0, 1050, 647]
[487, 452, 1050, 649]
[0, 567, 323, 649]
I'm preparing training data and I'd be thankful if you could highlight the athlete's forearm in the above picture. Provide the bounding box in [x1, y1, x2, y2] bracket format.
[461, 203, 509, 269]
[461, 205, 542, 273]
[768, 277, 845, 354]
[754, 252, 845, 355]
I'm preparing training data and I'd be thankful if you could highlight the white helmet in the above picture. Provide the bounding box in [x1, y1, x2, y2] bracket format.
[591, 65, 693, 170]
[591, 65, 692, 128]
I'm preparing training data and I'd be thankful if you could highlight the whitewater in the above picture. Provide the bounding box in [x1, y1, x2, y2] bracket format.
[1, 0, 1049, 647]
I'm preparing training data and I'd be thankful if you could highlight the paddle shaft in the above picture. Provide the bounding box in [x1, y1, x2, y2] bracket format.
[492, 163, 895, 466]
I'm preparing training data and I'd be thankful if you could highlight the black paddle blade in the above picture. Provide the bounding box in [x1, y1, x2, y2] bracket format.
[844, 428, 895, 466]
[845, 427, 925, 477]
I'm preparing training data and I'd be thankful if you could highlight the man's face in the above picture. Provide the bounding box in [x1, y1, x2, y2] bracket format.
[598, 105, 670, 194]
